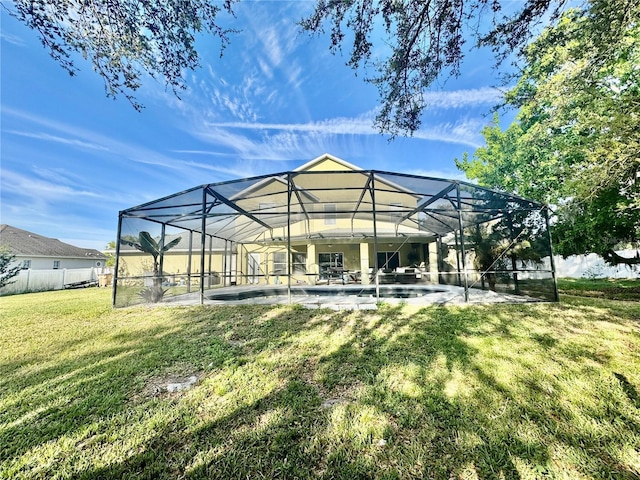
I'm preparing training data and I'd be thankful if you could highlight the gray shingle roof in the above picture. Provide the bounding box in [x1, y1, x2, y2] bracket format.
[0, 225, 106, 259]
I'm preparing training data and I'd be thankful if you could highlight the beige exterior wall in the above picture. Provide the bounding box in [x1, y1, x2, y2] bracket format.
[299, 157, 355, 171]
[234, 158, 423, 242]
[117, 250, 224, 278]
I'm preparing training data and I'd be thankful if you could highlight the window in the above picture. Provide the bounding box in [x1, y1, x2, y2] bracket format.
[293, 252, 307, 274]
[377, 252, 399, 270]
[324, 203, 337, 225]
[272, 252, 287, 275]
[318, 252, 343, 279]
[389, 202, 403, 220]
[53, 260, 60, 269]
[22, 260, 31, 269]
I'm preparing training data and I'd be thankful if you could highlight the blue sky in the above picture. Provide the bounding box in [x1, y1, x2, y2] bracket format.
[1, 1, 512, 251]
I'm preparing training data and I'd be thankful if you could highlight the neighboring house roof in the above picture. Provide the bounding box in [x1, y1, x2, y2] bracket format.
[0, 225, 106, 259]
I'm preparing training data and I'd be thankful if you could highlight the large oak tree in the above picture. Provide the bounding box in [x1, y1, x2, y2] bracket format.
[457, 2, 640, 267]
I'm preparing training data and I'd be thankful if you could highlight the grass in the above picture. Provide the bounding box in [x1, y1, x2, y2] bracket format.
[557, 278, 640, 301]
[1, 286, 639, 479]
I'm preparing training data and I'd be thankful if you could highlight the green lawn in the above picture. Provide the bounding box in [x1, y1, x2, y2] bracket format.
[557, 277, 640, 302]
[1, 286, 639, 479]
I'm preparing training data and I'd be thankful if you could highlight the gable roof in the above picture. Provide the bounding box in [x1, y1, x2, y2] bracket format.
[0, 225, 106, 259]
[225, 153, 357, 203]
[293, 153, 363, 172]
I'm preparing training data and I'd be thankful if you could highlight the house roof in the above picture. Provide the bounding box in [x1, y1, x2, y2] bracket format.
[293, 153, 363, 172]
[0, 225, 106, 259]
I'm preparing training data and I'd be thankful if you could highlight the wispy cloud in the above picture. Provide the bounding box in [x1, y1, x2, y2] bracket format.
[58, 237, 112, 251]
[176, 2, 308, 125]
[171, 151, 259, 177]
[423, 87, 504, 109]
[2, 106, 241, 185]
[172, 149, 227, 156]
[182, 66, 261, 123]
[179, 110, 489, 171]
[6, 130, 111, 151]
[0, 31, 25, 47]
[200, 114, 486, 150]
[412, 118, 487, 147]
[1, 169, 105, 201]
[405, 168, 468, 181]
[1, 198, 117, 248]
[192, 122, 338, 162]
[30, 166, 93, 188]
[248, 6, 304, 89]
[204, 116, 376, 136]
[258, 27, 285, 68]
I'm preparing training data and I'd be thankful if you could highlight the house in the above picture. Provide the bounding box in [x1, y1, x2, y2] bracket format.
[230, 154, 441, 285]
[0, 224, 106, 270]
[116, 154, 438, 286]
[114, 154, 557, 306]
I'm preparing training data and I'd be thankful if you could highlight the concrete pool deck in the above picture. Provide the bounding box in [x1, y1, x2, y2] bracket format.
[162, 283, 539, 309]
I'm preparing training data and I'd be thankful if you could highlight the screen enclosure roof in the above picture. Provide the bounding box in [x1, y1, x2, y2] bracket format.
[120, 168, 544, 244]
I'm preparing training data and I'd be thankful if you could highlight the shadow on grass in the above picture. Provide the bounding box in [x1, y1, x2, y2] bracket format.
[2, 301, 639, 479]
[615, 372, 640, 409]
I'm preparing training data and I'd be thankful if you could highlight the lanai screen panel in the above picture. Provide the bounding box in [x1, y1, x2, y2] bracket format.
[114, 215, 222, 307]
[291, 170, 374, 239]
[124, 187, 207, 227]
[456, 183, 557, 302]
[373, 172, 460, 236]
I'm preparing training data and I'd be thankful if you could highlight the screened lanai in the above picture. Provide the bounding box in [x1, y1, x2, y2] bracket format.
[113, 155, 558, 307]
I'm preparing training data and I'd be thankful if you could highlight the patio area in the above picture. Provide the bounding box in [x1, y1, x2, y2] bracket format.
[161, 283, 541, 309]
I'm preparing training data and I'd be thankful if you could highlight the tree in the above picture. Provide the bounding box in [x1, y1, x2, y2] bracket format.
[7, 0, 634, 135]
[457, 3, 640, 267]
[551, 188, 640, 267]
[0, 245, 22, 288]
[104, 241, 116, 268]
[3, 0, 237, 110]
[299, 0, 636, 136]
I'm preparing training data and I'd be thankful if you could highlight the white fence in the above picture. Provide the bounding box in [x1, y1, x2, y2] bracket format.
[554, 249, 640, 279]
[0, 268, 101, 296]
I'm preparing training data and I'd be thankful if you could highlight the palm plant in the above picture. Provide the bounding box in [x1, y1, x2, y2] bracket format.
[471, 224, 542, 291]
[470, 225, 503, 291]
[120, 231, 181, 302]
